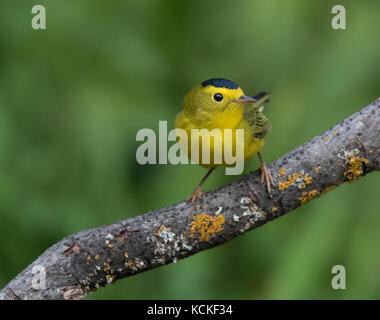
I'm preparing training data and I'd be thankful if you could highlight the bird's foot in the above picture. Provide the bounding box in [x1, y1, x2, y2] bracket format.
[187, 185, 204, 203]
[260, 161, 274, 192]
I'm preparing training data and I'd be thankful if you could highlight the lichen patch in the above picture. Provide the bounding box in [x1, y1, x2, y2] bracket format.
[278, 171, 312, 191]
[106, 275, 115, 283]
[277, 168, 286, 177]
[63, 287, 85, 300]
[155, 225, 176, 243]
[322, 185, 335, 194]
[147, 226, 193, 265]
[239, 197, 266, 231]
[344, 157, 369, 182]
[189, 213, 225, 242]
[105, 234, 114, 247]
[300, 189, 320, 205]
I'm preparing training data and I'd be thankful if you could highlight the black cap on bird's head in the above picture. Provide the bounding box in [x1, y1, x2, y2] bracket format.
[201, 78, 240, 90]
[201, 78, 257, 104]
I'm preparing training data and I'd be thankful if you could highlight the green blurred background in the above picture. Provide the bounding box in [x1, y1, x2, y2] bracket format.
[1, 0, 379, 299]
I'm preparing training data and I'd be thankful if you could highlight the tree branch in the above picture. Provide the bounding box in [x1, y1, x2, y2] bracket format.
[1, 99, 379, 300]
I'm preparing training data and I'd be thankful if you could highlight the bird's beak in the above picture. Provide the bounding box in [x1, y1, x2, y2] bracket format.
[231, 95, 257, 104]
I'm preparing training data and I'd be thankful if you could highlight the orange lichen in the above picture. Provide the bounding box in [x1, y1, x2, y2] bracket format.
[155, 225, 166, 235]
[103, 263, 111, 272]
[95, 255, 99, 260]
[124, 258, 143, 271]
[323, 137, 328, 141]
[300, 190, 320, 205]
[322, 185, 335, 194]
[278, 173, 302, 191]
[278, 171, 313, 191]
[189, 213, 225, 242]
[277, 168, 286, 177]
[271, 207, 278, 213]
[314, 166, 321, 173]
[344, 157, 369, 182]
[303, 175, 312, 186]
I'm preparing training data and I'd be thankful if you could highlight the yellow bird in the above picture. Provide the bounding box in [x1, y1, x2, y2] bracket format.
[175, 78, 273, 202]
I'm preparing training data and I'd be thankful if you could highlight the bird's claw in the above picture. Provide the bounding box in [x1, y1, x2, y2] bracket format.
[188, 185, 204, 203]
[260, 161, 274, 192]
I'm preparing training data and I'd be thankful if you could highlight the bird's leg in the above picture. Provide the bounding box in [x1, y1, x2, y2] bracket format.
[188, 167, 216, 203]
[258, 152, 274, 192]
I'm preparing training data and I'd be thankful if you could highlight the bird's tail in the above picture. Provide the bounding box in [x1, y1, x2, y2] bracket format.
[251, 91, 270, 110]
[243, 91, 270, 115]
[243, 91, 272, 138]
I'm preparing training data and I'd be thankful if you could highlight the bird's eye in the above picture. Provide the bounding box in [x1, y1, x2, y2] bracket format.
[213, 93, 223, 102]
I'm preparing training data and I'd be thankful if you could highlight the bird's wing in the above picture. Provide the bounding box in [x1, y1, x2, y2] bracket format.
[243, 91, 272, 139]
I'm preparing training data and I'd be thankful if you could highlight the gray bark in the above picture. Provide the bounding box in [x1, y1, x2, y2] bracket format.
[1, 98, 379, 300]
